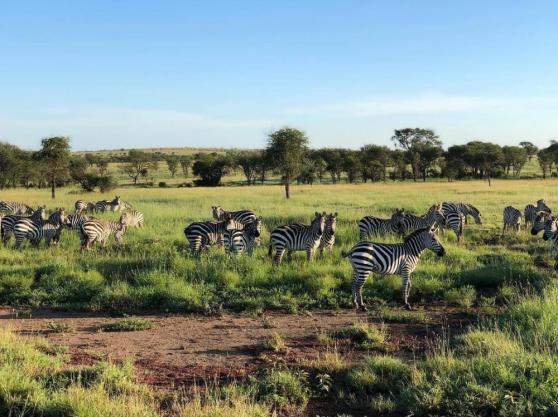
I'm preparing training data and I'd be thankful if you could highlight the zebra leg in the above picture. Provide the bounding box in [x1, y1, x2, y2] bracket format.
[307, 248, 315, 262]
[401, 271, 413, 310]
[274, 248, 286, 265]
[286, 250, 293, 262]
[352, 271, 370, 311]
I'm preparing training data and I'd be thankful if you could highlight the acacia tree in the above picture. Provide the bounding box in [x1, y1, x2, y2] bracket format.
[265, 127, 309, 199]
[236, 150, 260, 185]
[35, 136, 71, 199]
[121, 150, 158, 184]
[166, 156, 179, 177]
[391, 128, 443, 182]
[519, 141, 539, 162]
[179, 156, 193, 179]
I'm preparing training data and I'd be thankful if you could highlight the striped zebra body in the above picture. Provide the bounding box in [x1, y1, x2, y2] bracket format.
[358, 209, 405, 239]
[503, 206, 522, 232]
[525, 199, 551, 227]
[13, 209, 66, 249]
[399, 204, 445, 235]
[224, 217, 262, 256]
[95, 196, 121, 213]
[531, 211, 553, 236]
[1, 207, 46, 245]
[440, 203, 466, 241]
[442, 202, 482, 225]
[64, 213, 91, 243]
[75, 200, 95, 213]
[184, 216, 233, 254]
[0, 201, 34, 215]
[344, 227, 445, 310]
[318, 213, 338, 256]
[268, 212, 325, 265]
[212, 206, 257, 226]
[81, 218, 127, 250]
[543, 217, 558, 242]
[121, 209, 144, 228]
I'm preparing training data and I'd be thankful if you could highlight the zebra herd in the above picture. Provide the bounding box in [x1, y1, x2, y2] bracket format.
[0, 197, 143, 250]
[504, 199, 558, 250]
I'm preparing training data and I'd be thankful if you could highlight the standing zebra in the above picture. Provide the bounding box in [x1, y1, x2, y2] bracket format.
[318, 212, 338, 256]
[224, 217, 263, 256]
[121, 209, 144, 228]
[358, 209, 405, 239]
[503, 206, 522, 232]
[440, 205, 466, 242]
[184, 214, 234, 254]
[543, 217, 558, 242]
[0, 201, 34, 215]
[63, 213, 92, 243]
[399, 204, 445, 235]
[212, 206, 257, 226]
[531, 211, 553, 236]
[13, 208, 67, 249]
[442, 202, 482, 225]
[81, 217, 127, 250]
[75, 200, 96, 214]
[344, 227, 445, 311]
[1, 207, 46, 245]
[95, 196, 122, 213]
[268, 212, 325, 265]
[524, 199, 551, 227]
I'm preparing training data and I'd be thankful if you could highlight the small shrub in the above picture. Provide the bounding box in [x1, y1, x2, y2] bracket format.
[334, 322, 387, 350]
[158, 182, 167, 188]
[254, 369, 310, 410]
[444, 285, 476, 308]
[373, 308, 430, 323]
[45, 321, 73, 333]
[261, 332, 286, 352]
[101, 318, 153, 332]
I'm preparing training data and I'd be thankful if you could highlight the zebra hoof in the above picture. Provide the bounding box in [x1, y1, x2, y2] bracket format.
[404, 303, 413, 311]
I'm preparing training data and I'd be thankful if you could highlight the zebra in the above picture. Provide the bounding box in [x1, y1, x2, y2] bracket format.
[543, 217, 558, 242]
[524, 199, 551, 227]
[440, 205, 466, 242]
[344, 227, 445, 311]
[75, 200, 96, 214]
[442, 202, 482, 225]
[212, 206, 257, 227]
[63, 213, 92, 243]
[399, 204, 445, 235]
[13, 208, 67, 249]
[0, 201, 34, 216]
[531, 211, 553, 236]
[358, 209, 405, 239]
[184, 214, 234, 254]
[224, 217, 263, 256]
[81, 217, 127, 250]
[1, 207, 46, 245]
[318, 212, 338, 256]
[503, 206, 522, 232]
[268, 212, 326, 265]
[121, 209, 144, 228]
[95, 196, 122, 213]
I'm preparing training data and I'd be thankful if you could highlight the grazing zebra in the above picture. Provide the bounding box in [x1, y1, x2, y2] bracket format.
[224, 217, 263, 256]
[1, 207, 46, 245]
[0, 201, 34, 215]
[543, 217, 558, 242]
[121, 209, 144, 228]
[81, 217, 127, 250]
[399, 204, 445, 235]
[64, 213, 92, 243]
[318, 212, 338, 256]
[13, 208, 67, 249]
[75, 200, 96, 213]
[268, 212, 326, 265]
[531, 211, 553, 236]
[184, 214, 233, 254]
[503, 206, 522, 232]
[358, 209, 405, 239]
[344, 227, 445, 311]
[524, 199, 551, 227]
[95, 196, 122, 213]
[212, 206, 257, 227]
[442, 202, 482, 225]
[441, 206, 466, 242]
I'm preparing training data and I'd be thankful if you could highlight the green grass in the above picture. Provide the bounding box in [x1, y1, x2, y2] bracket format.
[101, 318, 153, 332]
[333, 322, 387, 351]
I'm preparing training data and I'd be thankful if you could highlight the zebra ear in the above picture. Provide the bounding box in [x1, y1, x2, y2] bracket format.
[315, 211, 319, 217]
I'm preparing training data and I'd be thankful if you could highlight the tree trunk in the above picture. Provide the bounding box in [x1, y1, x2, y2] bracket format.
[285, 175, 290, 199]
[51, 175, 55, 199]
[487, 174, 491, 187]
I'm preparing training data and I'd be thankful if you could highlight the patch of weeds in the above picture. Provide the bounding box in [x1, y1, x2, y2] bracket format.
[444, 285, 476, 308]
[45, 321, 73, 333]
[101, 318, 153, 332]
[334, 322, 387, 351]
[254, 368, 310, 412]
[372, 308, 431, 323]
[261, 332, 286, 352]
[261, 315, 276, 329]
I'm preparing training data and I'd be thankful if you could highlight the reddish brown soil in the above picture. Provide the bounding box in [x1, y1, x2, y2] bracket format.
[0, 306, 481, 389]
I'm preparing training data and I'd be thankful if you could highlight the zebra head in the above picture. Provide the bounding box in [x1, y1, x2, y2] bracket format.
[543, 217, 558, 241]
[531, 211, 552, 236]
[247, 217, 263, 238]
[325, 212, 338, 235]
[32, 206, 47, 220]
[212, 206, 224, 220]
[429, 203, 446, 227]
[423, 227, 445, 257]
[391, 208, 406, 231]
[467, 204, 482, 225]
[312, 212, 326, 236]
[24, 205, 34, 215]
[537, 199, 551, 214]
[112, 196, 122, 206]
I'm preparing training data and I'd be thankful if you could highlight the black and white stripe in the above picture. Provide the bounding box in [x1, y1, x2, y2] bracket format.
[442, 202, 482, 225]
[13, 209, 67, 249]
[524, 199, 551, 227]
[224, 217, 262, 256]
[75, 200, 96, 213]
[344, 227, 445, 310]
[268, 212, 325, 265]
[121, 209, 144, 228]
[64, 213, 92, 243]
[0, 201, 34, 216]
[184, 215, 233, 254]
[212, 206, 257, 227]
[81, 218, 127, 250]
[95, 196, 122, 213]
[531, 211, 553, 236]
[503, 206, 522, 232]
[399, 204, 445, 235]
[318, 212, 338, 256]
[543, 217, 558, 242]
[1, 207, 46, 245]
[440, 205, 466, 242]
[358, 209, 405, 239]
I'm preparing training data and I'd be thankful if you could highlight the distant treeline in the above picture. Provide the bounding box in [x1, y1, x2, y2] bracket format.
[0, 128, 556, 195]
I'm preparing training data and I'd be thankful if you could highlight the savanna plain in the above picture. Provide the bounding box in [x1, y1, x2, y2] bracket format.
[2, 179, 558, 416]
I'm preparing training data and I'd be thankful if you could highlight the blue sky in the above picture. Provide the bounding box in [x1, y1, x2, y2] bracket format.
[1, 1, 558, 150]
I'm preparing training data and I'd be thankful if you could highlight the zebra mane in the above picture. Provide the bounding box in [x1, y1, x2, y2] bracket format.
[403, 227, 431, 243]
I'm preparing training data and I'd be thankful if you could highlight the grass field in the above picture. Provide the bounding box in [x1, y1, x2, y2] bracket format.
[2, 179, 558, 416]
